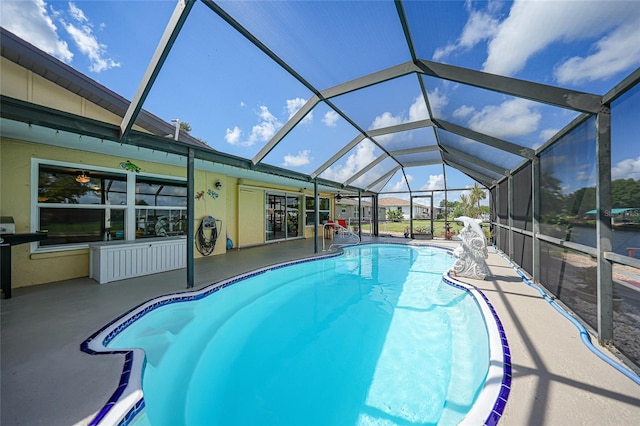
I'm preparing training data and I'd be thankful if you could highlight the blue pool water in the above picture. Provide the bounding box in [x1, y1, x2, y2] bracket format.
[108, 244, 492, 425]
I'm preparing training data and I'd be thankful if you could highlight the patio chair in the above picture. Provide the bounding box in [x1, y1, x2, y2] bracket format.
[324, 220, 335, 239]
[337, 219, 347, 236]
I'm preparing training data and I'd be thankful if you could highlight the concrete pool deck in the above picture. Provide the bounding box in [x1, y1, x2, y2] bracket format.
[1, 236, 639, 425]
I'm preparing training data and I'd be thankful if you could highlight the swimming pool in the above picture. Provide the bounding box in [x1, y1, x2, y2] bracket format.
[82, 244, 510, 425]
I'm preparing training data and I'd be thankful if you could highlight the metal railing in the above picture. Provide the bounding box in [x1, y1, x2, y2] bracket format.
[322, 222, 361, 251]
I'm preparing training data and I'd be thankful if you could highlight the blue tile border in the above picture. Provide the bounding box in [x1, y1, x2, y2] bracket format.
[442, 272, 512, 425]
[80, 250, 343, 425]
[80, 242, 509, 425]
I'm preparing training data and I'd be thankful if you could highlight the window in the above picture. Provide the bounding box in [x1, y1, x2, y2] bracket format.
[37, 165, 127, 246]
[305, 196, 330, 226]
[36, 162, 186, 249]
[135, 178, 187, 238]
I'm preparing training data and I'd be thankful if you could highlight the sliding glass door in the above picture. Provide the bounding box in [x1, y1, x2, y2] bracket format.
[266, 194, 285, 241]
[266, 193, 300, 241]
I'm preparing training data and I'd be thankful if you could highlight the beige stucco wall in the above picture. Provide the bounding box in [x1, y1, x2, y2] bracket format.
[0, 137, 333, 287]
[238, 185, 265, 247]
[193, 170, 228, 257]
[0, 138, 230, 287]
[1, 57, 147, 131]
[1, 58, 30, 100]
[0, 55, 334, 289]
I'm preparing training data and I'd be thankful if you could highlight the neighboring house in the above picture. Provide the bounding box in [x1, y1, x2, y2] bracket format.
[378, 197, 432, 220]
[584, 208, 640, 224]
[335, 197, 373, 223]
[0, 29, 339, 289]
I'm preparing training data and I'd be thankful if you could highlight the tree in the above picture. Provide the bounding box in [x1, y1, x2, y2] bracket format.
[539, 170, 565, 223]
[458, 193, 471, 217]
[469, 183, 486, 217]
[612, 178, 640, 208]
[387, 209, 404, 222]
[38, 173, 92, 203]
[439, 199, 460, 219]
[565, 186, 596, 217]
[455, 184, 487, 218]
[439, 200, 458, 208]
[179, 122, 192, 133]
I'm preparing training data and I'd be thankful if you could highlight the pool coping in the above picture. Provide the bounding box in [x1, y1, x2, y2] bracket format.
[444, 272, 511, 426]
[80, 243, 510, 426]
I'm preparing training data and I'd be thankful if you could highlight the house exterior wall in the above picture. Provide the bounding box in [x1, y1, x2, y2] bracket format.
[380, 205, 430, 219]
[226, 177, 238, 248]
[1, 58, 29, 100]
[0, 53, 336, 288]
[1, 57, 149, 132]
[237, 185, 265, 247]
[335, 202, 372, 222]
[0, 138, 230, 287]
[0, 135, 336, 287]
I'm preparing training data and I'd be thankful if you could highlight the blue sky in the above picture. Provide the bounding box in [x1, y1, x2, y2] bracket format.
[1, 0, 639, 204]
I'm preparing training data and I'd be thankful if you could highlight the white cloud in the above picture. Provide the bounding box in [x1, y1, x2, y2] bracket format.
[248, 105, 282, 145]
[390, 174, 412, 192]
[467, 98, 541, 139]
[453, 105, 475, 119]
[322, 110, 339, 127]
[426, 88, 448, 119]
[225, 126, 242, 145]
[369, 113, 405, 147]
[225, 105, 283, 147]
[68, 2, 87, 23]
[367, 93, 437, 148]
[612, 156, 640, 180]
[554, 18, 640, 85]
[240, 101, 247, 107]
[575, 163, 596, 185]
[0, 0, 73, 63]
[483, 1, 637, 77]
[370, 93, 435, 132]
[64, 1, 120, 73]
[409, 94, 429, 121]
[433, 8, 500, 61]
[62, 19, 120, 72]
[0, 0, 119, 72]
[286, 97, 312, 124]
[370, 111, 403, 131]
[283, 150, 311, 167]
[321, 140, 377, 183]
[420, 174, 445, 191]
[540, 128, 560, 142]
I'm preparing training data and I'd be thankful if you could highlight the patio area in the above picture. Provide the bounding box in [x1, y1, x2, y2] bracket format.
[1, 236, 639, 425]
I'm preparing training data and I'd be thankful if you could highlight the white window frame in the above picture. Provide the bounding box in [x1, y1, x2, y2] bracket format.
[304, 196, 330, 227]
[31, 158, 186, 253]
[265, 191, 302, 241]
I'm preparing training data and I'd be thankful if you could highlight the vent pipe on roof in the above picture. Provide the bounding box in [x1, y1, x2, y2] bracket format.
[171, 118, 180, 141]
